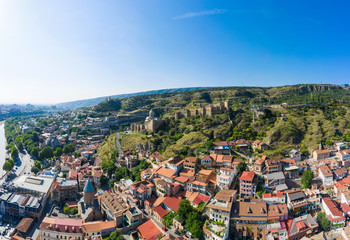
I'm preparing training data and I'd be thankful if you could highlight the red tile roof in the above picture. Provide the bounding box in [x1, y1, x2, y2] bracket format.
[162, 196, 181, 212]
[240, 171, 255, 182]
[153, 205, 169, 218]
[138, 220, 163, 240]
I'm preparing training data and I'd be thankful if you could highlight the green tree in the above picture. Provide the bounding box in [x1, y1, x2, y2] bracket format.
[301, 170, 314, 189]
[3, 161, 13, 171]
[317, 212, 330, 231]
[100, 175, 108, 186]
[104, 229, 124, 240]
[162, 212, 175, 228]
[31, 166, 40, 174]
[236, 161, 247, 175]
[185, 211, 204, 239]
[34, 160, 42, 169]
[31, 147, 39, 158]
[71, 208, 78, 215]
[11, 148, 19, 160]
[64, 204, 71, 215]
[176, 199, 192, 224]
[39, 147, 54, 160]
[54, 147, 63, 157]
[63, 144, 75, 154]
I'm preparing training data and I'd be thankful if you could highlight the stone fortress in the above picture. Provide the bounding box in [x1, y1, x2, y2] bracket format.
[131, 109, 165, 133]
[131, 100, 230, 133]
[174, 100, 230, 120]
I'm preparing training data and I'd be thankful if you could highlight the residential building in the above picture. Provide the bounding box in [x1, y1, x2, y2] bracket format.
[128, 180, 154, 204]
[51, 179, 78, 203]
[207, 189, 237, 221]
[318, 165, 333, 187]
[252, 140, 269, 151]
[263, 192, 286, 205]
[337, 149, 350, 162]
[286, 189, 311, 217]
[334, 167, 347, 180]
[322, 197, 346, 230]
[217, 168, 234, 189]
[164, 157, 184, 173]
[82, 221, 116, 238]
[265, 159, 282, 174]
[286, 214, 318, 240]
[183, 157, 200, 172]
[313, 149, 330, 160]
[265, 172, 286, 189]
[137, 219, 164, 240]
[254, 156, 266, 174]
[267, 203, 289, 223]
[290, 149, 302, 161]
[201, 155, 215, 167]
[231, 199, 268, 239]
[0, 192, 46, 220]
[153, 167, 177, 183]
[40, 217, 83, 240]
[239, 171, 256, 197]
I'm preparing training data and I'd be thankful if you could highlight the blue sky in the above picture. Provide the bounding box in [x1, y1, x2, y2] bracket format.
[0, 0, 349, 104]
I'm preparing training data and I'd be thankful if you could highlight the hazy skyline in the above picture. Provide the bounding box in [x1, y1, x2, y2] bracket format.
[1, 0, 349, 104]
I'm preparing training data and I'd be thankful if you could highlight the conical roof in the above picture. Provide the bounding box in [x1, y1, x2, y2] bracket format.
[84, 179, 94, 193]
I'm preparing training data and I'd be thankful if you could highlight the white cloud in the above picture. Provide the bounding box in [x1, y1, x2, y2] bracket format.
[173, 9, 227, 20]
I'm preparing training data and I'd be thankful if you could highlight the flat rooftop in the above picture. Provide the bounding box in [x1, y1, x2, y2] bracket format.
[13, 176, 55, 194]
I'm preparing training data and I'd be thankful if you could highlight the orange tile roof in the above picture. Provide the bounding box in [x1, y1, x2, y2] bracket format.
[138, 220, 163, 240]
[240, 171, 255, 181]
[162, 196, 181, 212]
[153, 205, 169, 218]
[82, 221, 116, 233]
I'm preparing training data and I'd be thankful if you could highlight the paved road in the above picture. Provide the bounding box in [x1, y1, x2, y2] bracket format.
[17, 150, 35, 177]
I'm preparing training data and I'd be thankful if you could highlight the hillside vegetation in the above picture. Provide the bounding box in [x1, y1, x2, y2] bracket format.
[97, 133, 118, 161]
[112, 84, 350, 157]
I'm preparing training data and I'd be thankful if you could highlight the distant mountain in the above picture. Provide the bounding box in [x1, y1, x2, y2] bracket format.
[55, 87, 210, 109]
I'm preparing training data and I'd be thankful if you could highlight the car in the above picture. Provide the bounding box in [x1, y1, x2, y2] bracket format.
[55, 206, 60, 210]
[52, 212, 58, 216]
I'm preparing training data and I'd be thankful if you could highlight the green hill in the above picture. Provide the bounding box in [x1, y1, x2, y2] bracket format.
[115, 84, 350, 157]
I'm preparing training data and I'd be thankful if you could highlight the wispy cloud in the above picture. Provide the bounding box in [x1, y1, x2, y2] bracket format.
[173, 9, 227, 20]
[306, 17, 323, 26]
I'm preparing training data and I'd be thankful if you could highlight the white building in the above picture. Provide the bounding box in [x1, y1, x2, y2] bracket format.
[289, 149, 302, 161]
[318, 165, 333, 187]
[217, 168, 234, 189]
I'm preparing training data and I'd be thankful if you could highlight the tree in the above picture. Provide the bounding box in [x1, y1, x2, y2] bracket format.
[301, 170, 314, 189]
[236, 161, 247, 175]
[64, 204, 71, 215]
[71, 208, 78, 215]
[54, 147, 63, 157]
[317, 212, 330, 231]
[3, 161, 13, 171]
[39, 147, 54, 160]
[176, 199, 192, 224]
[104, 229, 124, 240]
[163, 212, 175, 228]
[63, 144, 75, 154]
[100, 175, 108, 186]
[31, 147, 39, 158]
[11, 148, 19, 160]
[34, 160, 42, 169]
[31, 166, 39, 174]
[185, 211, 204, 239]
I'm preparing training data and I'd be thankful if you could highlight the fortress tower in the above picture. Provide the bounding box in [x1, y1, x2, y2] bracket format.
[83, 179, 95, 206]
